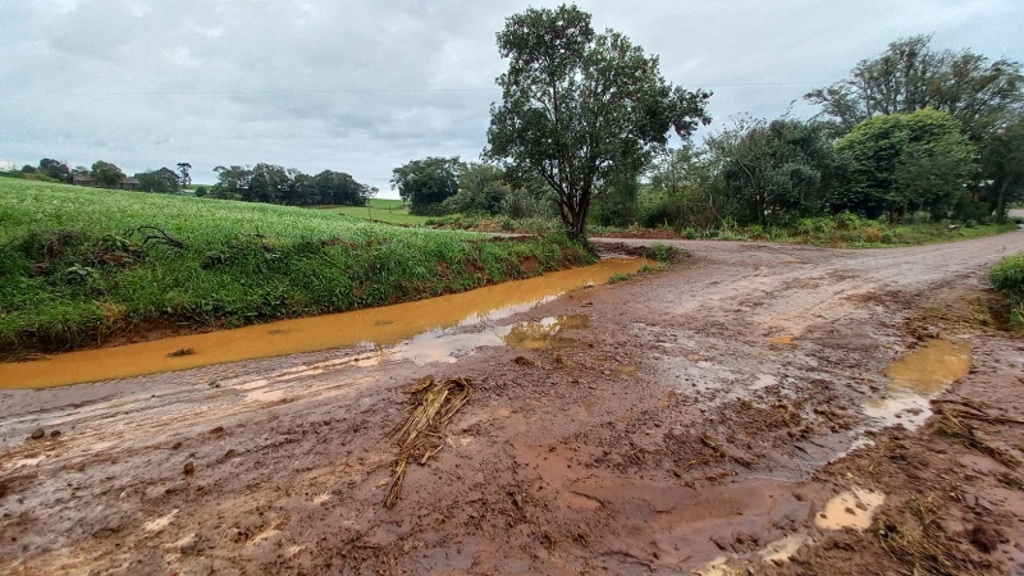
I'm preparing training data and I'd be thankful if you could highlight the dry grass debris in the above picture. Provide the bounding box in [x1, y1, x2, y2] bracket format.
[383, 375, 473, 509]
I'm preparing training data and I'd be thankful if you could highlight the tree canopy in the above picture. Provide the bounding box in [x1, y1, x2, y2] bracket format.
[391, 157, 461, 215]
[211, 164, 372, 206]
[38, 158, 71, 183]
[807, 35, 1024, 140]
[835, 109, 976, 220]
[981, 115, 1024, 222]
[135, 167, 181, 193]
[485, 4, 711, 238]
[709, 119, 845, 226]
[90, 161, 126, 188]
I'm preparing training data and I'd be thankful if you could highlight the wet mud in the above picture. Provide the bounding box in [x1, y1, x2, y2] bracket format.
[2, 232, 1024, 575]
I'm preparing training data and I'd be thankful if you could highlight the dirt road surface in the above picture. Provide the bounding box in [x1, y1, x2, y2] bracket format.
[3, 232, 1024, 575]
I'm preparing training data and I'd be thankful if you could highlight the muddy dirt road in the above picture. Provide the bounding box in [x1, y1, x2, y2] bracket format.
[2, 232, 1024, 575]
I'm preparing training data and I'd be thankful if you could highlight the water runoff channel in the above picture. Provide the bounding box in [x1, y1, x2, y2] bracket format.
[0, 258, 649, 389]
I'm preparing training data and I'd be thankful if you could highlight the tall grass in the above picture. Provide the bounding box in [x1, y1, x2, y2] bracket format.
[0, 180, 593, 356]
[990, 252, 1024, 326]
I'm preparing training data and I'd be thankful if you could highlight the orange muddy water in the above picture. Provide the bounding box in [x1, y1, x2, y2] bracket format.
[0, 258, 648, 389]
[884, 337, 972, 393]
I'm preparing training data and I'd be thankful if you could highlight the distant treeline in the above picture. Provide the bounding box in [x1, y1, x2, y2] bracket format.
[204, 164, 376, 206]
[12, 159, 375, 207]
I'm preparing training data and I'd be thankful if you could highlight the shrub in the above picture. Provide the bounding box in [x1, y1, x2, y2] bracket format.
[990, 252, 1024, 326]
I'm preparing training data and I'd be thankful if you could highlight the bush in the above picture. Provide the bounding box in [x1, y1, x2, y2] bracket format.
[990, 252, 1024, 326]
[991, 253, 1024, 298]
[645, 244, 677, 263]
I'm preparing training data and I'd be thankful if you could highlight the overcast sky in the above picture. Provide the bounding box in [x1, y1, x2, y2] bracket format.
[1, 0, 1021, 197]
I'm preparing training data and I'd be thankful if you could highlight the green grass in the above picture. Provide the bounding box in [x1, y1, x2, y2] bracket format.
[680, 214, 1019, 248]
[990, 252, 1024, 326]
[319, 199, 433, 226]
[0, 180, 594, 357]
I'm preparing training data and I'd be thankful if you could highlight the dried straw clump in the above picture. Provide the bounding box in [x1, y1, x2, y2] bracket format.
[383, 375, 472, 509]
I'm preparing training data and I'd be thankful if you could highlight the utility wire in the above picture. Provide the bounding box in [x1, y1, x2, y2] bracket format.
[0, 82, 821, 101]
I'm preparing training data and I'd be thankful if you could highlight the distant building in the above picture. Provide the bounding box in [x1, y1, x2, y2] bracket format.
[72, 174, 140, 191]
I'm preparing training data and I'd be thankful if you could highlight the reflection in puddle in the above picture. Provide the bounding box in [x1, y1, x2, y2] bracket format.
[814, 488, 885, 531]
[384, 314, 591, 365]
[0, 259, 644, 388]
[758, 533, 812, 564]
[863, 339, 972, 431]
[863, 395, 931, 430]
[504, 315, 589, 350]
[696, 532, 812, 573]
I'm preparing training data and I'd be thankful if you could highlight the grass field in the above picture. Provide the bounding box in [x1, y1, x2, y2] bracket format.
[319, 198, 433, 226]
[0, 180, 593, 357]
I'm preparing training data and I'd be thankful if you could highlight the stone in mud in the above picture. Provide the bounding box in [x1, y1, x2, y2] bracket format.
[184, 461, 196, 475]
[29, 427, 45, 440]
[49, 430, 62, 438]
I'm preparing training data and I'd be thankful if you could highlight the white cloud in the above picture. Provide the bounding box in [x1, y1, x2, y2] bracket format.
[0, 0, 1020, 196]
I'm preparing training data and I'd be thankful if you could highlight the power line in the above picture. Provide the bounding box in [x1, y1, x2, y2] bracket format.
[0, 82, 823, 101]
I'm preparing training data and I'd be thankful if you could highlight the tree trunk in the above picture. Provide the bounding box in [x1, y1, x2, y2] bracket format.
[994, 180, 1010, 224]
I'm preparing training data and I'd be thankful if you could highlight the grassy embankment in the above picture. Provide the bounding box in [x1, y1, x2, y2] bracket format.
[0, 180, 593, 357]
[990, 252, 1024, 326]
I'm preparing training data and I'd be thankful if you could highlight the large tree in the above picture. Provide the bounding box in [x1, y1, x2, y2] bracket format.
[807, 35, 1024, 140]
[485, 4, 710, 238]
[90, 161, 126, 188]
[211, 165, 251, 200]
[981, 116, 1024, 222]
[135, 167, 181, 193]
[709, 119, 845, 226]
[835, 109, 977, 220]
[176, 162, 192, 187]
[441, 162, 511, 215]
[38, 158, 71, 183]
[391, 157, 461, 215]
[312, 170, 372, 206]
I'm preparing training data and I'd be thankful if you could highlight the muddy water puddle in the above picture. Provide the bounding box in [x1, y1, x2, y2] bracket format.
[0, 259, 646, 389]
[863, 338, 972, 431]
[814, 488, 886, 531]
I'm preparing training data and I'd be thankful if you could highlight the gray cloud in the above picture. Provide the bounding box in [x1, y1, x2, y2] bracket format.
[1, 0, 1020, 194]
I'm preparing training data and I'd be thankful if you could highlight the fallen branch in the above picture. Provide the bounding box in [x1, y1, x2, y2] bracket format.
[135, 225, 187, 249]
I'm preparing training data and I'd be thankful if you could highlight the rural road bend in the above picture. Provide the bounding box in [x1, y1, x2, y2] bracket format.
[1, 231, 1023, 575]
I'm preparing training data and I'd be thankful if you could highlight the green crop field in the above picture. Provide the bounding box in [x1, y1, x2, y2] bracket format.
[319, 198, 432, 226]
[0, 180, 592, 357]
